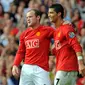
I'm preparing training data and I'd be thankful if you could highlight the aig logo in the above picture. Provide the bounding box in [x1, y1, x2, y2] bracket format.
[25, 39, 39, 49]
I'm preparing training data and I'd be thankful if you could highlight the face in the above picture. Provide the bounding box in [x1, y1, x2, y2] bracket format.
[17, 6, 23, 14]
[26, 10, 39, 27]
[4, 13, 10, 20]
[81, 28, 85, 37]
[40, 5, 46, 13]
[34, 3, 40, 10]
[28, 1, 35, 8]
[48, 8, 58, 23]
[0, 5, 3, 13]
[79, 1, 85, 8]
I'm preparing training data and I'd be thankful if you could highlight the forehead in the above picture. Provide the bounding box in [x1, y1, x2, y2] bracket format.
[48, 8, 55, 12]
[26, 10, 35, 17]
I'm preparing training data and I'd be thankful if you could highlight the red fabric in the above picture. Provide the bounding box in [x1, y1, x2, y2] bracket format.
[13, 25, 54, 71]
[52, 47, 56, 55]
[77, 0, 81, 4]
[54, 24, 82, 71]
[10, 28, 19, 36]
[77, 20, 84, 35]
[76, 78, 85, 85]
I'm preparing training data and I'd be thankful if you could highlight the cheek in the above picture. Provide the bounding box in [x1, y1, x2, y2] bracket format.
[52, 15, 57, 21]
[30, 18, 34, 22]
[54, 15, 57, 18]
[31, 18, 37, 23]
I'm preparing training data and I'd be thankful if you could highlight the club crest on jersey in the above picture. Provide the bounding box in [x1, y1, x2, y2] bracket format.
[36, 32, 40, 36]
[69, 32, 75, 38]
[25, 39, 39, 49]
[57, 32, 61, 37]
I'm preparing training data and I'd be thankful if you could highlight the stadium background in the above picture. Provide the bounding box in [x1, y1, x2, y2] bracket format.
[0, 0, 85, 85]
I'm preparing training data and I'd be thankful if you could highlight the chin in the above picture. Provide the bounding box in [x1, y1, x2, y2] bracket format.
[49, 20, 52, 22]
[28, 24, 32, 27]
[50, 21, 54, 23]
[49, 19, 54, 22]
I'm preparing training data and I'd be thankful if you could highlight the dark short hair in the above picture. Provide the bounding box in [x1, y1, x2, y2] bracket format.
[81, 0, 85, 1]
[28, 9, 41, 18]
[49, 3, 64, 19]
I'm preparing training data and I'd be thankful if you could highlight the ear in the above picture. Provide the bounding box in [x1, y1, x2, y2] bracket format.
[37, 16, 40, 20]
[57, 12, 61, 17]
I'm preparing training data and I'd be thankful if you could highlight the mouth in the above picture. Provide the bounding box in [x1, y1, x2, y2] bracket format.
[49, 18, 53, 21]
[27, 21, 31, 24]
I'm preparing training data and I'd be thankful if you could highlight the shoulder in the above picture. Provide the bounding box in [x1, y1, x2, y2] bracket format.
[61, 24, 76, 37]
[41, 25, 55, 31]
[61, 24, 75, 33]
[20, 28, 30, 38]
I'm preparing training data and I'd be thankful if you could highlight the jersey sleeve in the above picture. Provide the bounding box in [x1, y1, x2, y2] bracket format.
[13, 32, 26, 66]
[63, 25, 82, 52]
[47, 27, 55, 39]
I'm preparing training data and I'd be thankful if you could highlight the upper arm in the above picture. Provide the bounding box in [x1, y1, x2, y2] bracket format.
[63, 25, 77, 44]
[17, 32, 26, 54]
[63, 25, 82, 52]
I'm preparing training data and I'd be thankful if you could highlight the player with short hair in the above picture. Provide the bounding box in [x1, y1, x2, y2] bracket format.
[12, 9, 55, 85]
[48, 3, 85, 85]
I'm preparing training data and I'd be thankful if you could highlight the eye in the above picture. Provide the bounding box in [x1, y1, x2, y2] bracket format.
[29, 16, 32, 18]
[26, 16, 33, 18]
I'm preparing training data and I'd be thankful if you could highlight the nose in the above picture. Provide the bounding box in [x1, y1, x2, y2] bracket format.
[48, 13, 50, 18]
[27, 18, 30, 21]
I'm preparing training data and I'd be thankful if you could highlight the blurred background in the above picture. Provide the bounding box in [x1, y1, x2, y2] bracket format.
[0, 0, 85, 85]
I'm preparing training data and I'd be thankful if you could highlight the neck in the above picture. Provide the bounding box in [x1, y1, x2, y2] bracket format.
[55, 18, 63, 28]
[30, 23, 41, 29]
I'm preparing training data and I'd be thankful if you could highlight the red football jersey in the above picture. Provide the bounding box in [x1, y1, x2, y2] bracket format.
[13, 25, 54, 71]
[54, 24, 82, 71]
